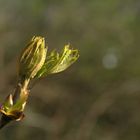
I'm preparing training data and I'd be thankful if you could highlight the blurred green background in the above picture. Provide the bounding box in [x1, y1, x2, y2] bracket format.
[0, 0, 140, 139]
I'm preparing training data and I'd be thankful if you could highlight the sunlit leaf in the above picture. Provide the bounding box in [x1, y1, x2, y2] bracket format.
[35, 44, 79, 78]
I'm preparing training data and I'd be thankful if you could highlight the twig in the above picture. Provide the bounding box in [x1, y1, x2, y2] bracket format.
[0, 78, 30, 130]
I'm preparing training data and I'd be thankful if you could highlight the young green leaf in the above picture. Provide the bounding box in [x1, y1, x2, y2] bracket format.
[35, 44, 79, 78]
[19, 36, 47, 79]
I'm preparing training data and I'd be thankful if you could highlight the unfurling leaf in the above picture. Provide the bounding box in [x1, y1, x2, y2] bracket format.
[19, 36, 47, 79]
[35, 44, 79, 78]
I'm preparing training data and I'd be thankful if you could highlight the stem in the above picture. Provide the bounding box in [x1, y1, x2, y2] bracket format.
[0, 78, 30, 130]
[0, 115, 12, 129]
[13, 78, 30, 103]
[22, 78, 30, 91]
